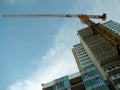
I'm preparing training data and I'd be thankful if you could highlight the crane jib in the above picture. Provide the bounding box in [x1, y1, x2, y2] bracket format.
[3, 14, 78, 18]
[3, 13, 105, 19]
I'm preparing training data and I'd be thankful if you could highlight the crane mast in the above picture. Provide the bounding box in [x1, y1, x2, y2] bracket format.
[3, 13, 120, 55]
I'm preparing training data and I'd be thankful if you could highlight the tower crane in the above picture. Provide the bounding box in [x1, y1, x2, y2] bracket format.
[3, 13, 120, 55]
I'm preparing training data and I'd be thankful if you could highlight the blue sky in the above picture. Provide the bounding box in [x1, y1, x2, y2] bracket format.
[0, 0, 120, 90]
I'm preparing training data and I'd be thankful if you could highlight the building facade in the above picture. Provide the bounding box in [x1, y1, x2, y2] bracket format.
[77, 20, 120, 90]
[42, 72, 85, 90]
[72, 43, 109, 90]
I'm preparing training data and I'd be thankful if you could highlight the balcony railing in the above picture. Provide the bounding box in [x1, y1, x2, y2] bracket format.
[110, 74, 120, 85]
[106, 66, 120, 76]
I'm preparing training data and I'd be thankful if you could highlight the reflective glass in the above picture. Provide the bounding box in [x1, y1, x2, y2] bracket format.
[100, 85, 109, 90]
[84, 80, 93, 90]
[91, 78, 99, 88]
[64, 81, 70, 89]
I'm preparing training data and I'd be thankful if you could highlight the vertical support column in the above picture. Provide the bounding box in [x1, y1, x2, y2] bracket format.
[116, 45, 120, 56]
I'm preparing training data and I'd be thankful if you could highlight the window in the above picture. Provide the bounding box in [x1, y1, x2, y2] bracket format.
[91, 78, 99, 88]
[87, 71, 94, 79]
[98, 77, 105, 85]
[112, 74, 118, 79]
[118, 73, 120, 76]
[86, 67, 92, 73]
[63, 76, 68, 81]
[64, 81, 70, 89]
[53, 83, 61, 90]
[53, 76, 70, 90]
[82, 74, 88, 81]
[108, 67, 112, 70]
[96, 78, 101, 85]
[93, 70, 100, 77]
[100, 85, 109, 90]
[84, 80, 93, 90]
[53, 85, 57, 90]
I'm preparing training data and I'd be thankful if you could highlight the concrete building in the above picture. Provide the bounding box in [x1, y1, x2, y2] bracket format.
[72, 43, 109, 90]
[42, 72, 85, 90]
[77, 20, 120, 90]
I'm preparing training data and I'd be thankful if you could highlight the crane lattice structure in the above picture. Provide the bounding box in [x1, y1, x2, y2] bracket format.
[3, 13, 120, 55]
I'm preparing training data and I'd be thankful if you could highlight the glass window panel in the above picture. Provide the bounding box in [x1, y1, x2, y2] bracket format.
[60, 82, 64, 89]
[95, 87, 101, 90]
[90, 66, 96, 71]
[63, 76, 68, 81]
[86, 67, 92, 73]
[112, 74, 118, 79]
[91, 79, 99, 88]
[93, 69, 100, 77]
[64, 81, 70, 89]
[82, 75, 86, 81]
[56, 83, 61, 89]
[100, 85, 109, 90]
[88, 71, 94, 79]
[84, 80, 93, 90]
[96, 77, 105, 86]
[82, 74, 88, 81]
[53, 85, 57, 90]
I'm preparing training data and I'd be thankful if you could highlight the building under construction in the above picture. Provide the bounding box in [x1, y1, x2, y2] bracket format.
[42, 20, 120, 90]
[75, 20, 120, 90]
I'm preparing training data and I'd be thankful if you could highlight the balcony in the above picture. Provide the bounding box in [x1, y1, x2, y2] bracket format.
[70, 75, 85, 90]
[110, 74, 120, 85]
[43, 86, 53, 90]
[98, 55, 119, 66]
[71, 82, 85, 90]
[106, 66, 120, 76]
